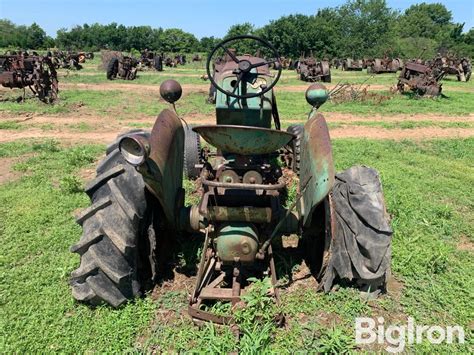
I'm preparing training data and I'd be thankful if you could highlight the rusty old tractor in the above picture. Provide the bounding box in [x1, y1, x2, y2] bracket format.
[341, 58, 364, 71]
[397, 60, 443, 97]
[297, 57, 331, 82]
[69, 35, 392, 327]
[431, 55, 471, 82]
[366, 56, 403, 74]
[0, 54, 58, 103]
[47, 51, 84, 70]
[138, 50, 163, 71]
[106, 56, 138, 80]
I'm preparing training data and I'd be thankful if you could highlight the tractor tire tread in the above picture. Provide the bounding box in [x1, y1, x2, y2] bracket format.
[70, 133, 150, 307]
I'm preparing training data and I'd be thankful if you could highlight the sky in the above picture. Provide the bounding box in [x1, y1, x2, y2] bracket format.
[1, 0, 473, 38]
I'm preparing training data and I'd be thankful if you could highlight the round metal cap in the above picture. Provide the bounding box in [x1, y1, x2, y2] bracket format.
[160, 79, 182, 103]
[305, 83, 329, 108]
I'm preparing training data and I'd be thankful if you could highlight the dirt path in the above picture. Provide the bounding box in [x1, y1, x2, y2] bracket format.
[2, 81, 472, 96]
[53, 82, 474, 94]
[0, 124, 472, 144]
[2, 112, 472, 125]
[51, 82, 394, 93]
[58, 72, 205, 77]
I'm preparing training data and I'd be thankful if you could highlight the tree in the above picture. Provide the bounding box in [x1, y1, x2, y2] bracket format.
[335, 0, 398, 57]
[26, 23, 46, 48]
[398, 3, 453, 39]
[224, 23, 255, 38]
[199, 36, 221, 52]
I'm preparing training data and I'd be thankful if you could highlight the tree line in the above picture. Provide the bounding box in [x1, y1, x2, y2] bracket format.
[1, 0, 472, 59]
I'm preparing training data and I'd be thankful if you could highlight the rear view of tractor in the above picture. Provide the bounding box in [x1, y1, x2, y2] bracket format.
[342, 58, 364, 71]
[138, 50, 163, 72]
[0, 54, 58, 103]
[106, 56, 138, 80]
[69, 36, 392, 328]
[297, 56, 331, 82]
[367, 55, 403, 74]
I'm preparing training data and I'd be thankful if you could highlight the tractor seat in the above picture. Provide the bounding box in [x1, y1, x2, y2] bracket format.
[193, 125, 295, 155]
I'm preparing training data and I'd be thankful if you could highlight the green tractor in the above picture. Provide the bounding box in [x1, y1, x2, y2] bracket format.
[70, 36, 392, 324]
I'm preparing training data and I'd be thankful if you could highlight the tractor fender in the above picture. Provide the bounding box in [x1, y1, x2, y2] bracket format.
[298, 112, 335, 227]
[137, 109, 184, 226]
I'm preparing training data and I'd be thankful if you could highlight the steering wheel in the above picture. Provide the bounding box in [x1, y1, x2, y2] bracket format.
[206, 35, 282, 99]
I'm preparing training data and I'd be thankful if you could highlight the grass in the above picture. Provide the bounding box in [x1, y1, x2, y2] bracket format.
[2, 88, 473, 121]
[0, 121, 23, 130]
[0, 138, 472, 352]
[340, 120, 474, 129]
[0, 56, 472, 352]
[0, 141, 157, 352]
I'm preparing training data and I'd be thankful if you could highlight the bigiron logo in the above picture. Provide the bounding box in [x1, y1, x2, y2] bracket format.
[355, 317, 465, 353]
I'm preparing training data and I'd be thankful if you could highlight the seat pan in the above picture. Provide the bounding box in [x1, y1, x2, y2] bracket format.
[192, 125, 295, 155]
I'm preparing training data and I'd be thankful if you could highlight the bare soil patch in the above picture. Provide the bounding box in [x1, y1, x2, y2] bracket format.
[457, 235, 474, 252]
[0, 157, 23, 183]
[59, 82, 209, 94]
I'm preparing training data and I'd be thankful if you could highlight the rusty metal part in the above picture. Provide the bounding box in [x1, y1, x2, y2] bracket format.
[219, 170, 240, 184]
[202, 175, 286, 191]
[298, 113, 335, 227]
[256, 176, 311, 259]
[342, 58, 363, 71]
[367, 56, 402, 74]
[208, 206, 272, 223]
[206, 35, 282, 100]
[297, 57, 331, 82]
[193, 125, 294, 156]
[106, 54, 138, 81]
[160, 79, 182, 103]
[242, 170, 263, 185]
[0, 54, 58, 103]
[130, 109, 184, 225]
[397, 61, 442, 97]
[430, 55, 471, 82]
[189, 241, 284, 327]
[316, 195, 335, 280]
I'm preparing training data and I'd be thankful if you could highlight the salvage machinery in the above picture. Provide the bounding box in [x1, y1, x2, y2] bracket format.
[341, 58, 364, 71]
[0, 54, 58, 103]
[366, 55, 403, 74]
[397, 60, 443, 97]
[297, 56, 331, 82]
[70, 36, 392, 326]
[106, 55, 138, 80]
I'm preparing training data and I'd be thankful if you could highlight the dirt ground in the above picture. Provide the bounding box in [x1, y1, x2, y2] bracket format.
[0, 156, 23, 184]
[0, 112, 473, 144]
[53, 82, 474, 93]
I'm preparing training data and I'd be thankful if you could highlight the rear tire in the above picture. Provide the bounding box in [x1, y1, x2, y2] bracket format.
[184, 126, 202, 179]
[322, 73, 331, 83]
[318, 166, 392, 295]
[286, 125, 303, 174]
[154, 56, 163, 71]
[106, 58, 119, 80]
[70, 134, 156, 307]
